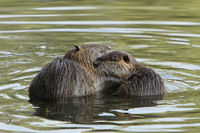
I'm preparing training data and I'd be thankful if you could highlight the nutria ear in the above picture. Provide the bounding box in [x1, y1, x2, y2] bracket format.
[123, 55, 130, 63]
[72, 46, 80, 52]
[112, 55, 119, 61]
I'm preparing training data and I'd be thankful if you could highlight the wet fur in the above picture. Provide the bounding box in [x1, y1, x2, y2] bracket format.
[29, 44, 120, 100]
[118, 66, 166, 96]
[29, 57, 96, 100]
[94, 50, 166, 96]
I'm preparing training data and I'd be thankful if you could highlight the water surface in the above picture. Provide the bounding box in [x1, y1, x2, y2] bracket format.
[1, 0, 200, 132]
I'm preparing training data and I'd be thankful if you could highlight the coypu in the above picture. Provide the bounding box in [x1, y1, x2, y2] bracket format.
[29, 44, 122, 100]
[93, 50, 166, 96]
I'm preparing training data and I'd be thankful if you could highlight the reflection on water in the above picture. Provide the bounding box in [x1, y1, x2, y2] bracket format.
[30, 94, 165, 123]
[1, 0, 200, 132]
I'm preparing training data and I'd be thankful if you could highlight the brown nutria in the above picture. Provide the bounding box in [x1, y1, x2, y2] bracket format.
[29, 44, 121, 100]
[93, 50, 166, 96]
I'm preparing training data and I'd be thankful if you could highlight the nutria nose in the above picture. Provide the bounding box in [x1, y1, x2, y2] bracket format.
[93, 58, 100, 68]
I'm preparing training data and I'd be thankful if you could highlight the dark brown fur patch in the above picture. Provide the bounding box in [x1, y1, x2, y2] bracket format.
[29, 57, 96, 100]
[118, 66, 166, 96]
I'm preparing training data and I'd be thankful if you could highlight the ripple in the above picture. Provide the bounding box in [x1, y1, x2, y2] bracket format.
[121, 123, 200, 132]
[0, 36, 10, 38]
[0, 27, 178, 34]
[98, 112, 116, 116]
[34, 6, 98, 10]
[0, 28, 142, 34]
[30, 119, 118, 130]
[144, 61, 200, 71]
[152, 118, 198, 122]
[170, 38, 189, 42]
[166, 41, 190, 45]
[22, 67, 41, 73]
[12, 115, 30, 119]
[165, 33, 200, 37]
[13, 61, 31, 64]
[0, 14, 60, 18]
[15, 94, 29, 100]
[0, 94, 11, 99]
[36, 46, 46, 49]
[192, 45, 200, 48]
[0, 21, 199, 25]
[8, 70, 22, 75]
[12, 85, 27, 90]
[123, 35, 152, 38]
[12, 75, 35, 81]
[111, 104, 197, 114]
[172, 70, 200, 78]
[129, 45, 156, 49]
[0, 51, 30, 57]
[35, 52, 45, 56]
[0, 122, 37, 132]
[166, 82, 191, 92]
[0, 83, 21, 90]
[0, 51, 12, 56]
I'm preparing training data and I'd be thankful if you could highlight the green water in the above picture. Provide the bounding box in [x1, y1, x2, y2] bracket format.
[1, 0, 200, 132]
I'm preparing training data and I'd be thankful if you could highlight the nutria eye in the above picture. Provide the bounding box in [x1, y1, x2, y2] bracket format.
[123, 55, 130, 63]
[72, 46, 80, 52]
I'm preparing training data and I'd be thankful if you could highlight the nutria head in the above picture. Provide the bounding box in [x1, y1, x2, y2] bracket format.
[64, 44, 111, 69]
[93, 50, 142, 79]
[93, 50, 166, 96]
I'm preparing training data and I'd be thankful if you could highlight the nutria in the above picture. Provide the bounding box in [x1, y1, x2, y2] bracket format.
[29, 44, 122, 100]
[93, 50, 166, 96]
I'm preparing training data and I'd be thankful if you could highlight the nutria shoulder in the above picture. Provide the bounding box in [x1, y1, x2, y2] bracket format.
[29, 44, 112, 100]
[93, 50, 166, 96]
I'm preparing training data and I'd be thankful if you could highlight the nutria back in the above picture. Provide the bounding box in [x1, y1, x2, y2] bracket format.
[93, 50, 166, 96]
[29, 57, 96, 100]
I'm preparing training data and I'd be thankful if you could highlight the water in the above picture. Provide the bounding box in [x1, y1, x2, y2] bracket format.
[1, 0, 200, 132]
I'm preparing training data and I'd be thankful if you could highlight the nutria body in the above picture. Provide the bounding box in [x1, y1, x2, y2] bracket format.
[29, 57, 96, 99]
[29, 44, 122, 100]
[93, 50, 166, 96]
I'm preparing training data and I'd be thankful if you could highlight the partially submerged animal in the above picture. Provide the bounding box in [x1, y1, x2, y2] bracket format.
[93, 50, 166, 96]
[29, 44, 122, 100]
